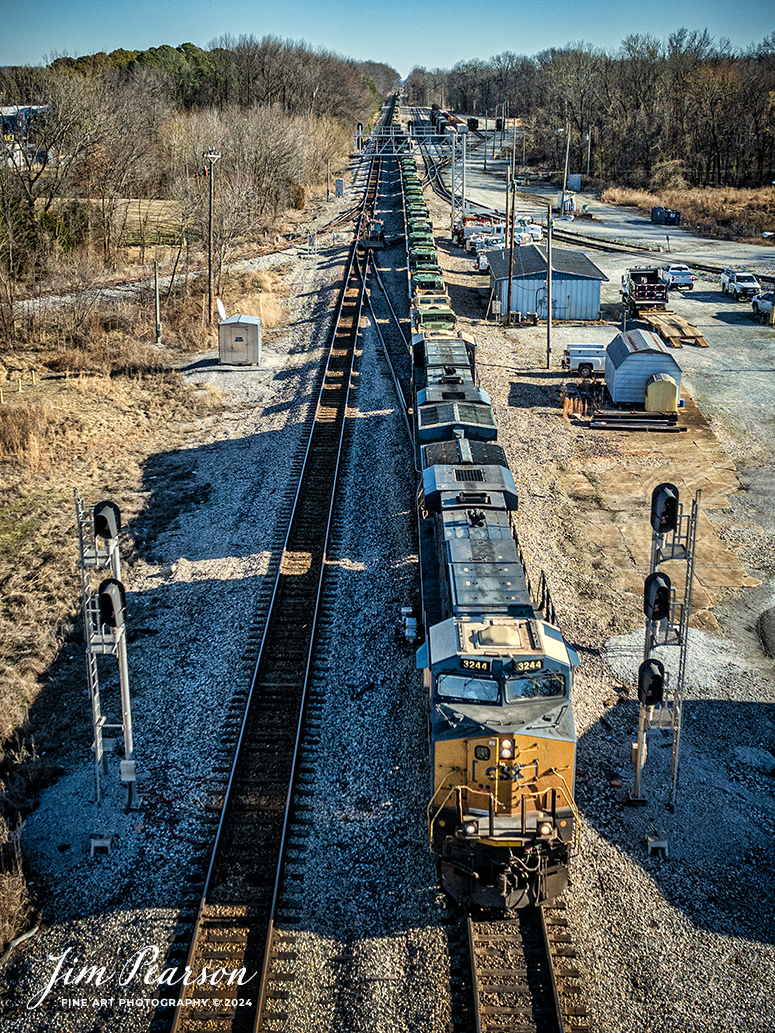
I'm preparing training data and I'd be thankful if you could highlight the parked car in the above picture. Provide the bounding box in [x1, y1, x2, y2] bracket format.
[752, 291, 774, 320]
[721, 268, 761, 301]
[660, 263, 695, 290]
[651, 206, 681, 225]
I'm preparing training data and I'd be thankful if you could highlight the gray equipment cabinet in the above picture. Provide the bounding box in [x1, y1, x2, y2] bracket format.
[218, 314, 262, 365]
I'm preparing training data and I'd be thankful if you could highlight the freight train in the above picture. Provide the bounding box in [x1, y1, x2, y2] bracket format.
[398, 136, 581, 910]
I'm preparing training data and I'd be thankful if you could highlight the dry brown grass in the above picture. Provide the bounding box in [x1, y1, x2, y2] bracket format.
[601, 185, 775, 243]
[218, 268, 291, 330]
[0, 405, 56, 461]
[0, 838, 31, 953]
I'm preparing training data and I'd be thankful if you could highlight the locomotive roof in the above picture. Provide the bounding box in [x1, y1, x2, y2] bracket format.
[421, 439, 508, 470]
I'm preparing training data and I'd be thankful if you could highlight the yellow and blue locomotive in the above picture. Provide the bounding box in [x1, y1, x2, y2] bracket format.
[412, 329, 580, 909]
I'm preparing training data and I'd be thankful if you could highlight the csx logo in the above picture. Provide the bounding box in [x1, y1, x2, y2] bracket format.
[485, 764, 531, 782]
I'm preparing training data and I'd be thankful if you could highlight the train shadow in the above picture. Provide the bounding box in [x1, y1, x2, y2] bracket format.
[575, 694, 775, 944]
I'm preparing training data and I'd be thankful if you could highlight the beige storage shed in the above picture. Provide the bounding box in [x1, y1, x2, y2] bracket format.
[645, 372, 680, 412]
[218, 314, 262, 365]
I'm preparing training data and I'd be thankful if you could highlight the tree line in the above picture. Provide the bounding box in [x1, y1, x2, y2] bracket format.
[0, 36, 399, 333]
[404, 30, 775, 189]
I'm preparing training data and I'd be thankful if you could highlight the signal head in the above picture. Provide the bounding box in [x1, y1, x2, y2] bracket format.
[94, 500, 121, 541]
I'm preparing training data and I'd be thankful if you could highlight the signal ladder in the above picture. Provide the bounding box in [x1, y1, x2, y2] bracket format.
[74, 491, 135, 806]
[631, 483, 701, 810]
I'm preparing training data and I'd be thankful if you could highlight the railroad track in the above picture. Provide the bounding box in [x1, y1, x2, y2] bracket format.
[154, 149, 382, 1033]
[468, 902, 590, 1033]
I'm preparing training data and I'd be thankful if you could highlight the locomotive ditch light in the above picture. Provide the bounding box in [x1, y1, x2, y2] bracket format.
[650, 482, 679, 536]
[94, 500, 121, 541]
[538, 821, 553, 837]
[644, 572, 671, 622]
[638, 659, 665, 706]
[462, 820, 479, 837]
[98, 578, 126, 630]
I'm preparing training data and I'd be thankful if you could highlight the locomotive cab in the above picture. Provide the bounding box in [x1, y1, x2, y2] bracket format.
[421, 617, 579, 909]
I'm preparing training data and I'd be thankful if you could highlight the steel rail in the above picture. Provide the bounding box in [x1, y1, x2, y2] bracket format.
[252, 249, 369, 1033]
[364, 255, 412, 445]
[167, 156, 381, 1033]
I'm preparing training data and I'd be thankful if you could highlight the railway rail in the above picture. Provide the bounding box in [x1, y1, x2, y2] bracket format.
[468, 903, 590, 1033]
[160, 153, 382, 1033]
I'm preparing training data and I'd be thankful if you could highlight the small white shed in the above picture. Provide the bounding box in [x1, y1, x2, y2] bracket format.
[605, 329, 682, 407]
[218, 314, 262, 366]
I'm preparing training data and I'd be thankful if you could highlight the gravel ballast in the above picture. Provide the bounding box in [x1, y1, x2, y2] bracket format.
[2, 175, 774, 1033]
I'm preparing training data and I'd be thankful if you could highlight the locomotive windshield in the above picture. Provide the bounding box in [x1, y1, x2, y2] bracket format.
[436, 675, 498, 703]
[505, 671, 566, 702]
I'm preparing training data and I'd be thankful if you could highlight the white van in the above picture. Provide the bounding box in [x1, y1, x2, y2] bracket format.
[562, 344, 608, 377]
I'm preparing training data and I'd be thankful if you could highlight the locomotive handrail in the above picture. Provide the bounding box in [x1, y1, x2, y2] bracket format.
[546, 768, 582, 854]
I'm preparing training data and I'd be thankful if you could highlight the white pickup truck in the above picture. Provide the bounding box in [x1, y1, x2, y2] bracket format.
[721, 268, 761, 301]
[752, 291, 773, 320]
[659, 263, 695, 290]
[562, 343, 608, 377]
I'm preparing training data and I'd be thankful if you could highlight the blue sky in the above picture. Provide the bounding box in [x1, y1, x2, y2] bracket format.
[2, 0, 772, 75]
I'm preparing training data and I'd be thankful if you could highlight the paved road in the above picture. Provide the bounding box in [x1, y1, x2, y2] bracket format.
[455, 140, 775, 278]
[432, 136, 775, 638]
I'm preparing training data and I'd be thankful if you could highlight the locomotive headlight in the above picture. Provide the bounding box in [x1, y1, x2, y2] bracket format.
[500, 739, 513, 759]
[463, 820, 479, 837]
[538, 821, 553, 837]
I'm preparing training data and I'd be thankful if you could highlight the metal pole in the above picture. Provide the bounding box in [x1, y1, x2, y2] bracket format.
[546, 203, 552, 369]
[154, 261, 161, 344]
[450, 127, 456, 235]
[462, 129, 467, 217]
[203, 148, 221, 326]
[327, 159, 331, 202]
[560, 126, 570, 216]
[484, 111, 487, 172]
[511, 116, 517, 182]
[586, 127, 591, 183]
[504, 163, 510, 237]
[208, 160, 214, 325]
[632, 702, 650, 800]
[506, 182, 516, 326]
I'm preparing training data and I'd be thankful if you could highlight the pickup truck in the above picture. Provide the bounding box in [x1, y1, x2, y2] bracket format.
[621, 267, 668, 317]
[721, 268, 762, 301]
[752, 291, 774, 320]
[660, 263, 695, 290]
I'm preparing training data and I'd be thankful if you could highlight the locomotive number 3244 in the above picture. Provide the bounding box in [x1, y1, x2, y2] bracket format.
[462, 658, 492, 672]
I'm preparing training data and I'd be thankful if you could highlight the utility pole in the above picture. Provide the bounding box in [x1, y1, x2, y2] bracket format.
[546, 203, 552, 369]
[504, 163, 511, 241]
[483, 111, 487, 172]
[203, 148, 221, 326]
[506, 181, 516, 326]
[586, 126, 592, 183]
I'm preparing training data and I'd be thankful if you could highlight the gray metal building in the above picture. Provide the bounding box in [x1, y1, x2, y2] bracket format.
[605, 329, 682, 406]
[487, 244, 608, 321]
[218, 314, 262, 365]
